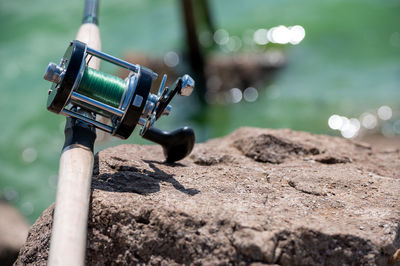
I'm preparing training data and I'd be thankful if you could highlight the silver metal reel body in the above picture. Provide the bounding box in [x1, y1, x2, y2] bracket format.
[44, 40, 194, 140]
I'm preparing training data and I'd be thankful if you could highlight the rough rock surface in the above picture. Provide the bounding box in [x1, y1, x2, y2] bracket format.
[0, 201, 29, 265]
[15, 128, 400, 265]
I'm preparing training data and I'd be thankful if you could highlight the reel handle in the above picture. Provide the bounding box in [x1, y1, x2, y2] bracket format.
[142, 126, 195, 163]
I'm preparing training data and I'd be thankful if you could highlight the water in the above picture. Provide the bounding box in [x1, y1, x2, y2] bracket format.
[0, 0, 399, 223]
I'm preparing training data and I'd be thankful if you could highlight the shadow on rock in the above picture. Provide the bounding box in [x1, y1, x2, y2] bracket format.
[92, 155, 199, 196]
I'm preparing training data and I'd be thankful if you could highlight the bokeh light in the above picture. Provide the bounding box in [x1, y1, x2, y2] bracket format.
[22, 147, 38, 163]
[253, 29, 269, 45]
[230, 88, 242, 103]
[270, 26, 291, 44]
[328, 115, 361, 139]
[289, 25, 306, 45]
[328, 114, 342, 130]
[214, 29, 229, 45]
[361, 113, 377, 129]
[226, 36, 242, 52]
[243, 87, 259, 102]
[163, 51, 179, 67]
[377, 105, 392, 120]
[3, 187, 19, 201]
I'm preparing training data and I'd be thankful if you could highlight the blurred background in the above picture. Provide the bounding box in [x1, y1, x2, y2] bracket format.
[0, 0, 399, 229]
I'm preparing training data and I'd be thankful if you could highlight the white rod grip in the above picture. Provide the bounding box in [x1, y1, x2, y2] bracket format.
[48, 20, 101, 266]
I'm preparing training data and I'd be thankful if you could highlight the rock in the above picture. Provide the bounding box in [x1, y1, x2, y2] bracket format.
[0, 201, 29, 265]
[15, 127, 400, 265]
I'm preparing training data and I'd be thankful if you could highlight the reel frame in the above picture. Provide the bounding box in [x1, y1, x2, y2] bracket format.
[45, 40, 194, 140]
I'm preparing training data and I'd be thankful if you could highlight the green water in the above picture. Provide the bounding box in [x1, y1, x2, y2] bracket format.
[0, 0, 399, 223]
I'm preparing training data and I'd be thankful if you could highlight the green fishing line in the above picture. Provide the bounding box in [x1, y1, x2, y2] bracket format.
[77, 67, 126, 108]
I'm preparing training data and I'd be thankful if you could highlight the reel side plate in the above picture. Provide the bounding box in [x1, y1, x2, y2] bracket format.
[47, 41, 86, 113]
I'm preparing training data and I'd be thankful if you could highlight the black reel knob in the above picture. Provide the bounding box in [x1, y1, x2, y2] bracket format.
[142, 127, 195, 163]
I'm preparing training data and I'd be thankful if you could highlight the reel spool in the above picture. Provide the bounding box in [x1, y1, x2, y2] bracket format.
[44, 40, 195, 161]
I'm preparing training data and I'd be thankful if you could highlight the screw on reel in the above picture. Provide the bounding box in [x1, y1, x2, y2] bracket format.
[44, 40, 195, 162]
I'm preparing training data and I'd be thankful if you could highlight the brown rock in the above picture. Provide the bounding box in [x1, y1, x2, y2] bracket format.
[15, 128, 400, 265]
[0, 201, 29, 265]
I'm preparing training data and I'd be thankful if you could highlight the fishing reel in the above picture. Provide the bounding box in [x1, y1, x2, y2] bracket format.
[44, 40, 195, 162]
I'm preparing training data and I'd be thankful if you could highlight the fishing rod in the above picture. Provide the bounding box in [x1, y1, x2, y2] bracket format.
[45, 0, 195, 265]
